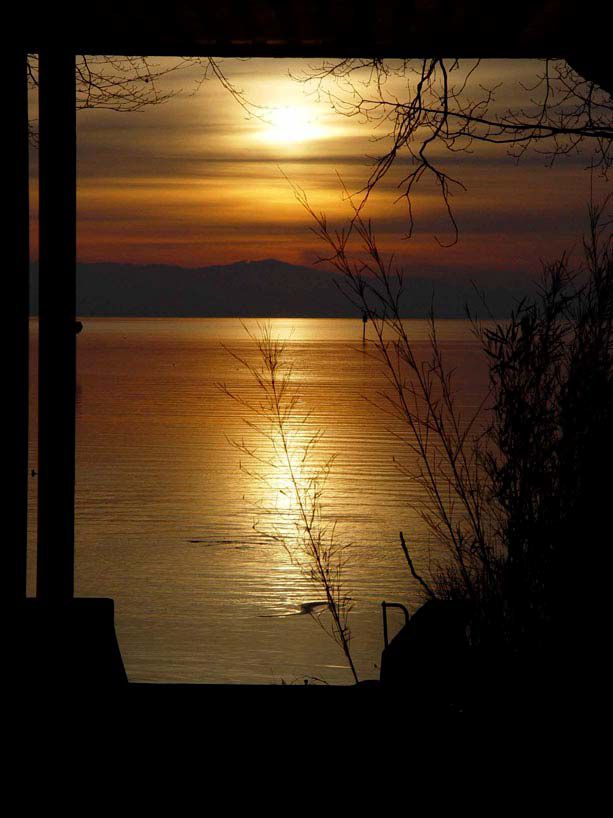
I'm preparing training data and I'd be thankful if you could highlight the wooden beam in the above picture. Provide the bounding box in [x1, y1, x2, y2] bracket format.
[37, 50, 76, 601]
[4, 50, 30, 604]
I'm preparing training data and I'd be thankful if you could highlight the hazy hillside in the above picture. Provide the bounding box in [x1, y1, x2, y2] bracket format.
[29, 258, 530, 318]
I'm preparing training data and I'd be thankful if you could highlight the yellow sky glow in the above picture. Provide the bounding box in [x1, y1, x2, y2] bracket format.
[27, 57, 610, 282]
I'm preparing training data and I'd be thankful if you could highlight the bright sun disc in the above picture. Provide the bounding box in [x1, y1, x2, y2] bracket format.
[259, 106, 325, 145]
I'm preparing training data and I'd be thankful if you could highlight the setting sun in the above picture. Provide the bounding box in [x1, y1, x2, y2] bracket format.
[258, 105, 326, 144]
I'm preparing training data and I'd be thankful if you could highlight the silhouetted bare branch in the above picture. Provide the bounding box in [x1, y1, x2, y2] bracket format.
[219, 323, 359, 683]
[297, 58, 613, 242]
[26, 55, 260, 142]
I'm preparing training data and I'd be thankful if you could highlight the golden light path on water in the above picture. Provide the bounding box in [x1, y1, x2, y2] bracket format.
[28, 317, 490, 684]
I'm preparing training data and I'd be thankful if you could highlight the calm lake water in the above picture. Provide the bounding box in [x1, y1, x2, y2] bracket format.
[28, 317, 489, 684]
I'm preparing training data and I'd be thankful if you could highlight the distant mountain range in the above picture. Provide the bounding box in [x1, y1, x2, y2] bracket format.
[29, 258, 532, 318]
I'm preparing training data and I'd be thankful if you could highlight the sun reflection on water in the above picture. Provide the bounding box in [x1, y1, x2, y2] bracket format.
[44, 317, 492, 683]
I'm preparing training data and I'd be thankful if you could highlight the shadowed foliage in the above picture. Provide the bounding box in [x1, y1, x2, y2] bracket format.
[300, 187, 612, 672]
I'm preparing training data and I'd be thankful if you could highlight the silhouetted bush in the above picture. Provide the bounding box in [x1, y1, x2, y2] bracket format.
[480, 198, 613, 655]
[301, 190, 612, 660]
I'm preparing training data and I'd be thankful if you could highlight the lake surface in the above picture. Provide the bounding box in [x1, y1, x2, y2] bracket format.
[28, 317, 489, 684]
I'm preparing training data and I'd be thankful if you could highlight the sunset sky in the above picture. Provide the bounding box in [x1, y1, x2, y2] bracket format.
[29, 57, 609, 285]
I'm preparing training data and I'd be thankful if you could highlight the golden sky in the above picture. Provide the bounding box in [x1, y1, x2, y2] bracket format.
[29, 57, 610, 284]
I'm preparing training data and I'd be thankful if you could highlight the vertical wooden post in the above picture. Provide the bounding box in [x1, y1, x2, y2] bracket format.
[37, 49, 76, 601]
[4, 49, 29, 604]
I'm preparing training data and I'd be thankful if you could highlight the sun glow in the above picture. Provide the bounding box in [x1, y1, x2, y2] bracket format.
[258, 105, 327, 145]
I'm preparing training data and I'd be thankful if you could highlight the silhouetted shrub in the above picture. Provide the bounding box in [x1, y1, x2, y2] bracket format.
[480, 198, 613, 653]
[301, 189, 612, 658]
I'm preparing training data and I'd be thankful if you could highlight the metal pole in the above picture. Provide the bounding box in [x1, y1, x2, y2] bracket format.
[4, 49, 30, 604]
[37, 48, 76, 601]
[381, 601, 410, 648]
